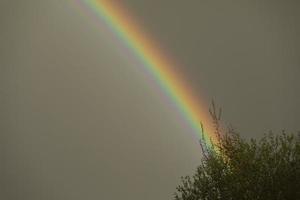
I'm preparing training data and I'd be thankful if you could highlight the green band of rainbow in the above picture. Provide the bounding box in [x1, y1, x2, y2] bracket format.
[75, 0, 217, 146]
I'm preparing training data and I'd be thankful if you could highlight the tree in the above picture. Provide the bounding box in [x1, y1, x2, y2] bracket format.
[174, 103, 300, 200]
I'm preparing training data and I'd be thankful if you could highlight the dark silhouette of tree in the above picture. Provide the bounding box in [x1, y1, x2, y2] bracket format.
[174, 102, 300, 200]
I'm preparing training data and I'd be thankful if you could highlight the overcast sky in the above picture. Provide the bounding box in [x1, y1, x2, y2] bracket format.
[1, 0, 299, 200]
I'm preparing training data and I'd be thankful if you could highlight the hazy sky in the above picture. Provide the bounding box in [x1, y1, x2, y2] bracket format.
[1, 1, 299, 200]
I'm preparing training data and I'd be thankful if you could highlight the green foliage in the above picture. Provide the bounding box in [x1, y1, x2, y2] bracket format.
[174, 103, 300, 200]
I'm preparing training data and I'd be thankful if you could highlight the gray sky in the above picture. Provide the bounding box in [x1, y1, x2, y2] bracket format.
[1, 0, 299, 200]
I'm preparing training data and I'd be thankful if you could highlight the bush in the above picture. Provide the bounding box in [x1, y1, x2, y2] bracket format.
[174, 103, 300, 200]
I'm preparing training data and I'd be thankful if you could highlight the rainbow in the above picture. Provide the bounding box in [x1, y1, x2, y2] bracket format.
[74, 0, 217, 146]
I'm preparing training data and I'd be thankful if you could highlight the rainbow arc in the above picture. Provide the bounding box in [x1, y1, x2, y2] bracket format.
[76, 0, 217, 146]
